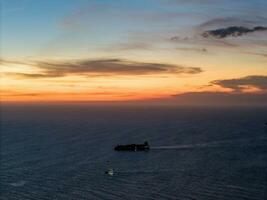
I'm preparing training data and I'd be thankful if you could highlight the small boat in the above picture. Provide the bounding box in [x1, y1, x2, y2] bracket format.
[114, 141, 150, 151]
[105, 168, 114, 176]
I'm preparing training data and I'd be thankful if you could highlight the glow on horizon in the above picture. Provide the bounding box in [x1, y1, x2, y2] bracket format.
[1, 0, 267, 103]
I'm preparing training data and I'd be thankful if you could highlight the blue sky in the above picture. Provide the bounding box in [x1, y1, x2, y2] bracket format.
[2, 0, 266, 59]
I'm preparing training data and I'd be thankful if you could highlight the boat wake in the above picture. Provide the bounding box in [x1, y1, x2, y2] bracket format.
[111, 169, 173, 176]
[151, 143, 220, 150]
[150, 138, 267, 150]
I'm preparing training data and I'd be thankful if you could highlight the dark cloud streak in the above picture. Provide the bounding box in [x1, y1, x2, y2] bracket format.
[5, 59, 203, 79]
[199, 17, 267, 29]
[169, 92, 267, 106]
[202, 26, 267, 39]
[212, 75, 267, 92]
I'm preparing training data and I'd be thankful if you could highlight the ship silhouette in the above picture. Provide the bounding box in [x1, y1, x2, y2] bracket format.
[114, 141, 149, 151]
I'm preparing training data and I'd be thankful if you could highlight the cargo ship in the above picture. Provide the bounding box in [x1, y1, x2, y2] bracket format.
[114, 141, 149, 151]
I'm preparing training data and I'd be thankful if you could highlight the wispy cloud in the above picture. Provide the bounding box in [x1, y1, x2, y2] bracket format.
[211, 75, 267, 92]
[169, 74, 267, 105]
[198, 17, 267, 29]
[243, 52, 267, 58]
[161, 75, 267, 106]
[202, 26, 267, 39]
[4, 59, 203, 79]
[103, 42, 152, 51]
[170, 19, 267, 55]
[175, 47, 207, 53]
[169, 91, 267, 106]
[169, 34, 238, 48]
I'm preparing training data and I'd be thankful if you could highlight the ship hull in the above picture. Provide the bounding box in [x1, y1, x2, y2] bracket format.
[114, 143, 149, 151]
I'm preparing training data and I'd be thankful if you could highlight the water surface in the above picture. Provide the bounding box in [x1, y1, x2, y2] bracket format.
[1, 105, 267, 199]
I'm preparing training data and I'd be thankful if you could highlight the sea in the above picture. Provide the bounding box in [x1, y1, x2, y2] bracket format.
[1, 104, 267, 200]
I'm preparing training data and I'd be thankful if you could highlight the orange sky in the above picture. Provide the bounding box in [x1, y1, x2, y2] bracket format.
[1, 0, 267, 103]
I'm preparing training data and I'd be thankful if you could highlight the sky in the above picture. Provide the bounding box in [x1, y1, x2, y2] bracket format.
[1, 0, 267, 105]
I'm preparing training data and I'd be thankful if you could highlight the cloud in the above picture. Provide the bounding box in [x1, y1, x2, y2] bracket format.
[211, 75, 267, 92]
[202, 26, 267, 39]
[164, 75, 267, 106]
[0, 91, 133, 98]
[168, 92, 267, 106]
[170, 34, 238, 48]
[198, 17, 267, 29]
[170, 17, 267, 50]
[243, 52, 267, 58]
[170, 36, 191, 42]
[5, 59, 203, 79]
[103, 42, 152, 51]
[0, 59, 28, 66]
[175, 47, 207, 53]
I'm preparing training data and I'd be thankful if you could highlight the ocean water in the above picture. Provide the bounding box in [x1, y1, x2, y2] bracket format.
[1, 105, 267, 200]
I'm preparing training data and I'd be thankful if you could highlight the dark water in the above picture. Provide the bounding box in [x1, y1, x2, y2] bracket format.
[1, 105, 267, 200]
